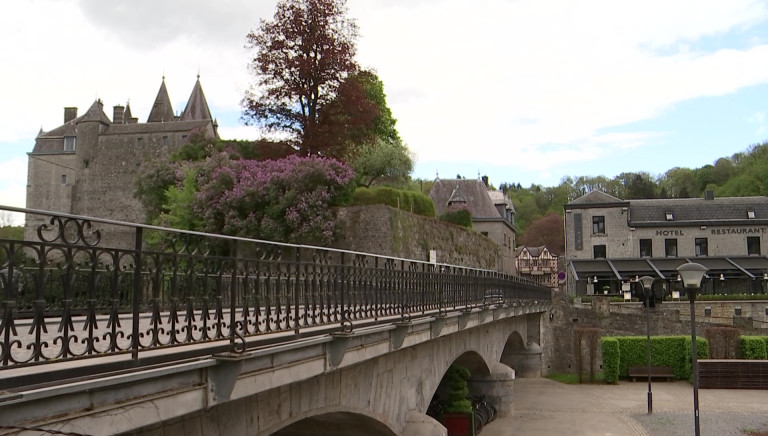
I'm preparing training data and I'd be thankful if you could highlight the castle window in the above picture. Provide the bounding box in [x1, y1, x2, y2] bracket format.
[137, 137, 143, 146]
[61, 174, 67, 184]
[64, 136, 76, 152]
[182, 135, 188, 142]
[162, 136, 169, 146]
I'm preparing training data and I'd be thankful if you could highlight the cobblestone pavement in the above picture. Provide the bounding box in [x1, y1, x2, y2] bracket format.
[480, 378, 768, 436]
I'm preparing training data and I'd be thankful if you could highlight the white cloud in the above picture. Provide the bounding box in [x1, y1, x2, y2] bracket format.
[2, 0, 768, 195]
[352, 0, 768, 172]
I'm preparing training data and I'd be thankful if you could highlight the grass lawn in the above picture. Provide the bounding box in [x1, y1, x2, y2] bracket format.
[545, 372, 605, 384]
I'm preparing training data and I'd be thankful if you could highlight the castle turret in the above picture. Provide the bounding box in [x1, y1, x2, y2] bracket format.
[75, 99, 111, 167]
[147, 78, 175, 123]
[181, 75, 213, 122]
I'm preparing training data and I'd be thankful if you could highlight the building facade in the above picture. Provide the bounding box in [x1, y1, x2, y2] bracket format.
[564, 191, 768, 296]
[429, 177, 517, 274]
[515, 245, 558, 288]
[25, 77, 218, 246]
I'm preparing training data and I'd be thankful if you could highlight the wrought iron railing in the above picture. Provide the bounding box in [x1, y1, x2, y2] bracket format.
[0, 206, 550, 372]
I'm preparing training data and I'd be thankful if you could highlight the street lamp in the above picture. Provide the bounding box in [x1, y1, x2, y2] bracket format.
[677, 262, 708, 436]
[638, 275, 655, 414]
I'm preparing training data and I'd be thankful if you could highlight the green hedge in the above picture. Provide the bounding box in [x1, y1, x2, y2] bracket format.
[601, 338, 620, 383]
[351, 187, 436, 217]
[601, 336, 708, 381]
[741, 336, 768, 359]
[438, 209, 472, 228]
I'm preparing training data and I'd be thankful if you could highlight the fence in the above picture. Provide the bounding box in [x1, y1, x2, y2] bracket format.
[0, 206, 550, 373]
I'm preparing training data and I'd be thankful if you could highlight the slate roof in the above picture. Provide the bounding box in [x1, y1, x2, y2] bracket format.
[488, 190, 516, 213]
[33, 100, 111, 153]
[430, 179, 501, 219]
[180, 76, 213, 121]
[628, 196, 768, 226]
[147, 79, 176, 123]
[102, 120, 211, 135]
[565, 190, 627, 209]
[516, 245, 549, 257]
[31, 77, 217, 154]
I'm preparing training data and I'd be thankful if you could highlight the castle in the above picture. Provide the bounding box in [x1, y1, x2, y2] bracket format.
[25, 77, 219, 244]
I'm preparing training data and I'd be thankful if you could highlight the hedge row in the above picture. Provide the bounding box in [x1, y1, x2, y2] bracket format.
[601, 336, 709, 384]
[438, 209, 472, 228]
[351, 187, 436, 217]
[741, 336, 768, 359]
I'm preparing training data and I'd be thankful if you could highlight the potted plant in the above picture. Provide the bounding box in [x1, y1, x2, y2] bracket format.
[441, 365, 474, 436]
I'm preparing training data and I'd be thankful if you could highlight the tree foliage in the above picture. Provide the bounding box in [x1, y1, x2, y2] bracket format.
[505, 139, 768, 242]
[242, 0, 359, 156]
[351, 138, 413, 187]
[518, 213, 565, 255]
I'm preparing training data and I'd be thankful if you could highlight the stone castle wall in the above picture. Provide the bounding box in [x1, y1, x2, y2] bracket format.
[333, 204, 501, 271]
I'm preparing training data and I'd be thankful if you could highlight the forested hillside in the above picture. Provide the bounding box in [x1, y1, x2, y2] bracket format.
[507, 140, 768, 254]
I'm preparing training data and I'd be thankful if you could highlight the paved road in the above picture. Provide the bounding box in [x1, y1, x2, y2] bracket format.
[480, 378, 768, 436]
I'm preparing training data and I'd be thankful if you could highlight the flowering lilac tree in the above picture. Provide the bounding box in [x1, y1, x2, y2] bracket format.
[194, 155, 354, 244]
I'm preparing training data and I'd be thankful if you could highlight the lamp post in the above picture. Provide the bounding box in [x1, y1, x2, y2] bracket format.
[638, 275, 655, 414]
[677, 262, 708, 436]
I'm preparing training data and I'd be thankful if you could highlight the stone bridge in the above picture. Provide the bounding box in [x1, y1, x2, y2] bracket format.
[1, 303, 547, 436]
[0, 206, 551, 435]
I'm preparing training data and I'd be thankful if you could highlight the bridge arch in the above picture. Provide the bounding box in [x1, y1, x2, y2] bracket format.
[271, 410, 396, 436]
[500, 328, 543, 378]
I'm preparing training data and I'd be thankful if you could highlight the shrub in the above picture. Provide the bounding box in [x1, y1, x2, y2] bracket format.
[195, 154, 355, 245]
[601, 337, 620, 384]
[442, 365, 472, 414]
[604, 335, 708, 381]
[741, 336, 768, 359]
[439, 209, 472, 228]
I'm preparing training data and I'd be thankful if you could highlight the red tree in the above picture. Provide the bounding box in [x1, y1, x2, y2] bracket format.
[518, 212, 565, 255]
[242, 0, 359, 157]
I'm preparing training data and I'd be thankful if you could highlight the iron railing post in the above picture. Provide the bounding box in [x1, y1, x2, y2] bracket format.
[132, 227, 143, 361]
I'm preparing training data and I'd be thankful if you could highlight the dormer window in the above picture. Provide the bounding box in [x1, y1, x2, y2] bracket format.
[665, 211, 674, 221]
[64, 136, 76, 152]
[748, 210, 756, 219]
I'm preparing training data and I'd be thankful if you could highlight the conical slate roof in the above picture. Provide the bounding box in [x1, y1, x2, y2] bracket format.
[181, 76, 212, 121]
[147, 78, 175, 123]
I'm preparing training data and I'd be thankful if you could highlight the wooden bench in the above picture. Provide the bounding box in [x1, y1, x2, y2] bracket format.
[627, 366, 674, 382]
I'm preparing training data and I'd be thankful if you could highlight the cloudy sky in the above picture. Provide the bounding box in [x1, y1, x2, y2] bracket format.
[2, 0, 768, 221]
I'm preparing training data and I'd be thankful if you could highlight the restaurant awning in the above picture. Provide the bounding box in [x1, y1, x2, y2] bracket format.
[569, 256, 768, 281]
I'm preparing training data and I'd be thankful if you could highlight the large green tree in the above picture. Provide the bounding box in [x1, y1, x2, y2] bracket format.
[242, 0, 359, 157]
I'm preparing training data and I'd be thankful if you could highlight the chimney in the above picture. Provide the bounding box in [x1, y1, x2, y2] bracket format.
[705, 190, 715, 201]
[113, 105, 125, 124]
[64, 107, 77, 123]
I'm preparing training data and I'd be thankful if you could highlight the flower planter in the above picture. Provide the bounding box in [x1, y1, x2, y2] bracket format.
[442, 412, 474, 436]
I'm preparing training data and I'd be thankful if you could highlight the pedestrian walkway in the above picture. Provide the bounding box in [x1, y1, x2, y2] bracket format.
[480, 378, 768, 436]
